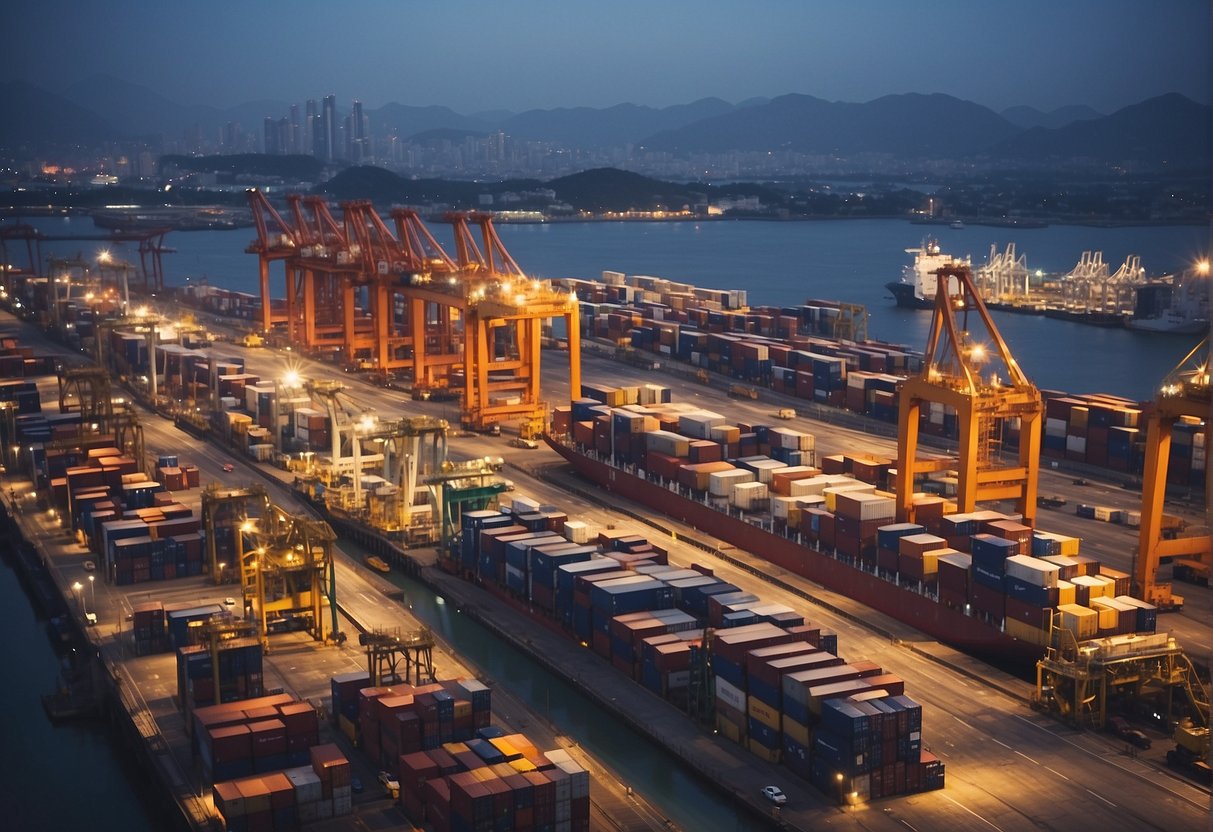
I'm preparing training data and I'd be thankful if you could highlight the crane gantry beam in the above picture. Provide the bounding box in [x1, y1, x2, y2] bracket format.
[896, 263, 1042, 525]
[1135, 337, 1210, 609]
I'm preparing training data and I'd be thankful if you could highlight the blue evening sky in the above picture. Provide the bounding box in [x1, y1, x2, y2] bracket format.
[3, 0, 1208, 114]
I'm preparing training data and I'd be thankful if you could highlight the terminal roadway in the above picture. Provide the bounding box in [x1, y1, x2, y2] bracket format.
[10, 313, 1208, 832]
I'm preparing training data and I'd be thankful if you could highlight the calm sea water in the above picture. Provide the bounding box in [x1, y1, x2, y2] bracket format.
[20, 214, 1205, 401]
[0, 550, 164, 831]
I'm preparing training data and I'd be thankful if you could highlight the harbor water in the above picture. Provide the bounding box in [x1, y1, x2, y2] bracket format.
[0, 545, 167, 831]
[14, 215, 1208, 400]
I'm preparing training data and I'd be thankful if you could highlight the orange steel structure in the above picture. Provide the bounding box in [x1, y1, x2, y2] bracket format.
[896, 263, 1042, 525]
[246, 191, 581, 430]
[1135, 338, 1210, 608]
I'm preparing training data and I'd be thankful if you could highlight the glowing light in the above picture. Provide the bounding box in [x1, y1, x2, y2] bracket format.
[1197, 259, 1210, 276]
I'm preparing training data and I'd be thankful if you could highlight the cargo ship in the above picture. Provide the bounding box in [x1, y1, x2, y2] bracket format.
[543, 393, 1154, 668]
[543, 433, 1042, 664]
[885, 240, 970, 309]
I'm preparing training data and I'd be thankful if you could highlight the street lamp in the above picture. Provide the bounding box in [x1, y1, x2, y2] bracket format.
[88, 575, 95, 610]
[72, 581, 85, 615]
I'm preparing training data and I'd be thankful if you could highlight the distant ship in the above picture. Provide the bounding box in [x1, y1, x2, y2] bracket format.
[91, 206, 252, 231]
[1127, 261, 1210, 335]
[885, 240, 970, 309]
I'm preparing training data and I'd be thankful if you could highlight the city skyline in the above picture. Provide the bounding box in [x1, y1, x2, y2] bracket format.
[4, 0, 1209, 116]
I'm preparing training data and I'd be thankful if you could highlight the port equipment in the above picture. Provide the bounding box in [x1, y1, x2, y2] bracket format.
[895, 263, 1042, 525]
[1034, 628, 1209, 733]
[187, 613, 260, 707]
[361, 626, 435, 686]
[248, 193, 582, 432]
[0, 222, 171, 292]
[433, 457, 510, 554]
[1134, 337, 1210, 610]
[55, 366, 146, 469]
[203, 484, 338, 649]
[246, 188, 299, 335]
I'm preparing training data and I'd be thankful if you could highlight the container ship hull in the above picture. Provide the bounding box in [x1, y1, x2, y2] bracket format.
[545, 435, 1044, 665]
[885, 280, 934, 310]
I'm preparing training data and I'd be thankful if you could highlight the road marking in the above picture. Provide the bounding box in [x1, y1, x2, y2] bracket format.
[1086, 789, 1116, 808]
[899, 820, 919, 832]
[1044, 766, 1071, 781]
[1014, 750, 1039, 765]
[939, 792, 1005, 831]
[990, 737, 1012, 750]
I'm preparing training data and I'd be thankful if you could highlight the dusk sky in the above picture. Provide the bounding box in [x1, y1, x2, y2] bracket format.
[5, 0, 1209, 115]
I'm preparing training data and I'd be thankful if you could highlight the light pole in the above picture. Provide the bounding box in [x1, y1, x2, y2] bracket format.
[72, 581, 85, 615]
[88, 575, 95, 611]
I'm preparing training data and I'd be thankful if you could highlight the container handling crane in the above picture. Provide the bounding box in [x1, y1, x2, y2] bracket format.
[895, 263, 1042, 525]
[1134, 337, 1210, 611]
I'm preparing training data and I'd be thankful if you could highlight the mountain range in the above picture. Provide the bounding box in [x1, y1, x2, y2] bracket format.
[2, 75, 1209, 172]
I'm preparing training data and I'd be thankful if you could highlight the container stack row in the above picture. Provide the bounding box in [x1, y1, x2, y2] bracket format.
[335, 675, 492, 772]
[396, 725, 591, 832]
[211, 742, 353, 831]
[551, 271, 1187, 486]
[177, 634, 266, 719]
[43, 444, 205, 585]
[450, 493, 942, 801]
[191, 693, 320, 785]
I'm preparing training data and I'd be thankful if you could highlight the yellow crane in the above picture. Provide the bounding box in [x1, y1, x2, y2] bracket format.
[895, 263, 1042, 524]
[1135, 337, 1210, 609]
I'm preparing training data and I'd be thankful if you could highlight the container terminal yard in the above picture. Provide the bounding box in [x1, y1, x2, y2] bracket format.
[0, 202, 1208, 832]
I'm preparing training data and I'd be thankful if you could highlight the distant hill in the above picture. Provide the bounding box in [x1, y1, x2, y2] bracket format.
[545, 168, 703, 212]
[0, 80, 117, 146]
[370, 103, 492, 139]
[640, 92, 1020, 156]
[1000, 104, 1103, 130]
[502, 97, 741, 147]
[60, 74, 226, 140]
[995, 94, 1211, 168]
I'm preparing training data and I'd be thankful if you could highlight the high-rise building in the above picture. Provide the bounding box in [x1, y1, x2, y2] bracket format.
[263, 117, 279, 154]
[289, 104, 301, 154]
[305, 99, 317, 156]
[317, 95, 337, 161]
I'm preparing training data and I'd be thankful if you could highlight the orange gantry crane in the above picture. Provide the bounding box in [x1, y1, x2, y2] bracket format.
[247, 192, 581, 431]
[895, 263, 1043, 525]
[1135, 337, 1210, 609]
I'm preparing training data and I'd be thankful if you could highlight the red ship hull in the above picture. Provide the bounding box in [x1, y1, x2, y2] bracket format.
[545, 435, 1044, 665]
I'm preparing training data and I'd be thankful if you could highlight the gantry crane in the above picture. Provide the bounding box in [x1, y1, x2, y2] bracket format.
[896, 263, 1043, 525]
[446, 211, 582, 431]
[202, 483, 338, 650]
[246, 189, 299, 335]
[1135, 337, 1210, 609]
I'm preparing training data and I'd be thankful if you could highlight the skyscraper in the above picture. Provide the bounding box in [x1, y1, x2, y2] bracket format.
[317, 95, 337, 162]
[305, 99, 317, 157]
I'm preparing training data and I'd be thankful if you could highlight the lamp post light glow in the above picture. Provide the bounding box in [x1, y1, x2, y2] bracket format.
[72, 581, 85, 614]
[88, 574, 95, 610]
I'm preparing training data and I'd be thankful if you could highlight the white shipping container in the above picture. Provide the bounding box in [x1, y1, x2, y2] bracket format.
[709, 468, 754, 497]
[731, 481, 769, 510]
[1004, 554, 1061, 588]
[563, 519, 592, 544]
[1065, 435, 1087, 454]
[715, 676, 746, 712]
[1045, 417, 1068, 437]
[678, 411, 726, 439]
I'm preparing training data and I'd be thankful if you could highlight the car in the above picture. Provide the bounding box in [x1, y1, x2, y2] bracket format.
[761, 785, 787, 805]
[222, 463, 234, 472]
[84, 612, 98, 626]
[82, 560, 96, 571]
[1072, 478, 1089, 486]
[1108, 716, 1152, 749]
[224, 597, 237, 607]
[510, 438, 539, 449]
[350, 776, 363, 794]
